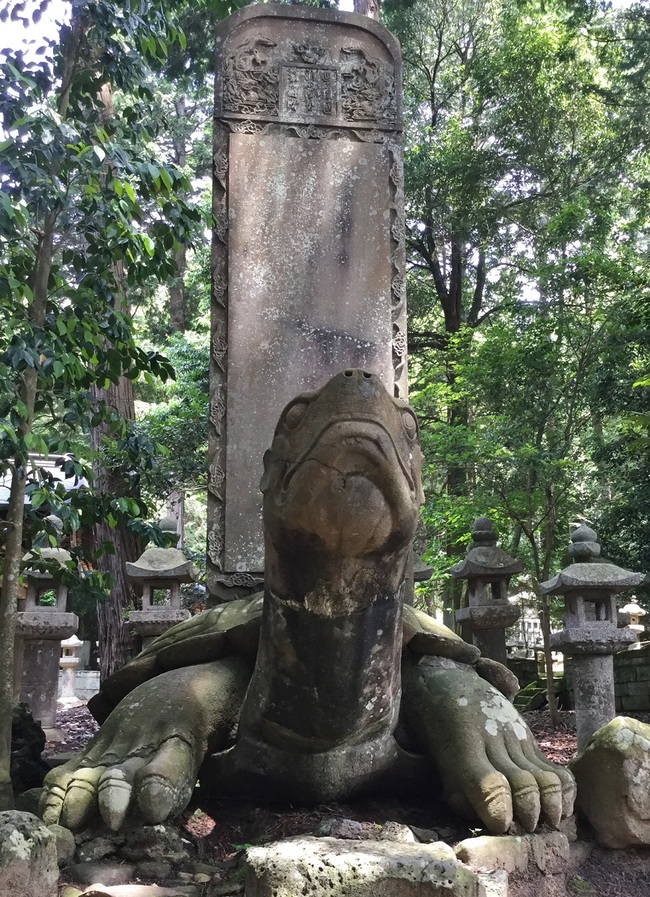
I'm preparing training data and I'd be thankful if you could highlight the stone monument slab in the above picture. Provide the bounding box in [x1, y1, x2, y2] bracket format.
[208, 3, 405, 593]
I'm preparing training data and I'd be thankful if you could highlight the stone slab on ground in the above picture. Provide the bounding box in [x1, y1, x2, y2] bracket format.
[62, 860, 137, 887]
[244, 835, 487, 896]
[455, 831, 570, 876]
[73, 886, 201, 897]
[0, 809, 59, 897]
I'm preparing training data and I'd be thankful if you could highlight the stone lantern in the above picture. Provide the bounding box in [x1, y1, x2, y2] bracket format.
[126, 517, 198, 647]
[15, 516, 78, 736]
[451, 517, 522, 665]
[59, 634, 83, 702]
[541, 524, 644, 751]
[620, 600, 646, 638]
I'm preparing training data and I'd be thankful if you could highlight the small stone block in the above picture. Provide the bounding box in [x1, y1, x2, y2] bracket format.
[0, 811, 59, 897]
[455, 832, 569, 877]
[245, 837, 483, 896]
[614, 666, 638, 683]
[620, 695, 650, 712]
[477, 870, 508, 897]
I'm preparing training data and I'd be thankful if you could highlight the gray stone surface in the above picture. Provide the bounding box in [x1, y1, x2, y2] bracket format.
[16, 611, 79, 728]
[118, 824, 193, 865]
[571, 716, 650, 847]
[0, 810, 59, 897]
[224, 135, 394, 572]
[47, 822, 76, 866]
[455, 832, 570, 876]
[244, 836, 484, 896]
[571, 653, 618, 750]
[63, 860, 137, 886]
[450, 518, 521, 665]
[208, 3, 406, 589]
[74, 887, 199, 897]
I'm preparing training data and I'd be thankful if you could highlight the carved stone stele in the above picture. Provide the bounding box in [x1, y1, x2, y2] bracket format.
[209, 4, 406, 597]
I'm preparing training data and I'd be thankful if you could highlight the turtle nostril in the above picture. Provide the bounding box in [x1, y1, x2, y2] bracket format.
[362, 371, 372, 379]
[344, 370, 354, 377]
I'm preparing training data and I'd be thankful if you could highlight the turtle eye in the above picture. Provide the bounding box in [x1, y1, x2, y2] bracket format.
[284, 401, 308, 430]
[401, 410, 417, 439]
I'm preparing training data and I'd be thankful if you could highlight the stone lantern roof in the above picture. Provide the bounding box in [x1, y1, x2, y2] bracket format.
[540, 525, 644, 597]
[126, 516, 198, 585]
[125, 517, 197, 645]
[450, 517, 522, 580]
[21, 515, 75, 612]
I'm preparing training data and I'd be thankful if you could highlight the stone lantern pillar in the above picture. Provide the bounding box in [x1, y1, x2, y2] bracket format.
[126, 517, 198, 648]
[541, 524, 644, 751]
[15, 516, 78, 737]
[451, 517, 522, 665]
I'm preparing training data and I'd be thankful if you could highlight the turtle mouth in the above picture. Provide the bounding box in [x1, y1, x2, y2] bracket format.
[280, 417, 417, 499]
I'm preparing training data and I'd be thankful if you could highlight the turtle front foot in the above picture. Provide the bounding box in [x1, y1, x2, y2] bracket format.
[401, 656, 576, 834]
[40, 658, 251, 831]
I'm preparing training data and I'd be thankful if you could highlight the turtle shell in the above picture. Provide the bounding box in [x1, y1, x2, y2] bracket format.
[92, 595, 479, 725]
[93, 594, 264, 721]
[402, 603, 480, 663]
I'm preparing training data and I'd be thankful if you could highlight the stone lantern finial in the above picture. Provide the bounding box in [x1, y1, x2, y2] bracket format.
[568, 525, 600, 563]
[471, 516, 498, 547]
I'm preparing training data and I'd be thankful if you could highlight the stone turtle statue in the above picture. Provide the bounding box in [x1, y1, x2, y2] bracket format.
[41, 370, 575, 835]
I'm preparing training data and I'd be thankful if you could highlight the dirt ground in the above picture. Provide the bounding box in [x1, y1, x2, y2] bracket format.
[48, 705, 650, 897]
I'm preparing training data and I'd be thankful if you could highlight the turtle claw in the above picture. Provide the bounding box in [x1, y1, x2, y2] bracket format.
[59, 766, 106, 831]
[135, 737, 197, 824]
[401, 655, 575, 834]
[39, 659, 249, 831]
[97, 758, 147, 831]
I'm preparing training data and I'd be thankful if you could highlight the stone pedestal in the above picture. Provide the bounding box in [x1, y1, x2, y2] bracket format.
[127, 608, 192, 649]
[542, 525, 644, 751]
[17, 518, 78, 736]
[15, 611, 78, 734]
[451, 518, 522, 665]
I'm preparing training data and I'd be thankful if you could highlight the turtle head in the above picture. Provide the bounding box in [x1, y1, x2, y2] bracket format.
[261, 369, 424, 567]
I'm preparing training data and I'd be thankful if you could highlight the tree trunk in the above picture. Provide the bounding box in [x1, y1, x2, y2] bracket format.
[540, 593, 560, 725]
[540, 485, 560, 725]
[0, 218, 56, 807]
[0, 422, 32, 810]
[90, 84, 142, 680]
[169, 243, 187, 332]
[169, 96, 188, 332]
[90, 376, 141, 681]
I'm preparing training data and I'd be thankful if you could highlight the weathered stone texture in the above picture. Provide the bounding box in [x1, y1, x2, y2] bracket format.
[571, 716, 650, 847]
[0, 811, 58, 897]
[225, 136, 394, 571]
[244, 836, 485, 896]
[455, 832, 570, 876]
[208, 4, 406, 587]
